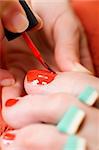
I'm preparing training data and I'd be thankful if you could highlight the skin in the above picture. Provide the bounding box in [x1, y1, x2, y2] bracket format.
[0, 0, 99, 149]
[0, 0, 41, 87]
[0, 20, 15, 87]
[1, 72, 99, 150]
[0, 0, 94, 87]
[30, 0, 94, 72]
[0, 0, 95, 102]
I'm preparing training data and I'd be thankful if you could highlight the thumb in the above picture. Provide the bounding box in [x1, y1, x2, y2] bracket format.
[54, 9, 94, 74]
[54, 11, 80, 71]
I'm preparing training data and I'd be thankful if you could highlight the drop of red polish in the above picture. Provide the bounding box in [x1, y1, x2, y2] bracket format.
[5, 99, 19, 107]
[3, 133, 15, 140]
[27, 70, 56, 85]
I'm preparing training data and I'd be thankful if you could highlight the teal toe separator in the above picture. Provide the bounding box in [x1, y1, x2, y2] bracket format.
[63, 135, 86, 150]
[78, 86, 98, 105]
[57, 105, 85, 134]
[64, 135, 78, 150]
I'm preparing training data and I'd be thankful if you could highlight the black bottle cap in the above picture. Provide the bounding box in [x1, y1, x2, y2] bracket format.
[4, 0, 39, 41]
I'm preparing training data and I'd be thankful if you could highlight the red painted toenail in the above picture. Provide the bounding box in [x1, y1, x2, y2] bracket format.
[27, 70, 56, 85]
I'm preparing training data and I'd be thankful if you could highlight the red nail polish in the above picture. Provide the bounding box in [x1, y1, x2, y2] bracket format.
[5, 99, 19, 107]
[27, 70, 56, 85]
[3, 133, 15, 140]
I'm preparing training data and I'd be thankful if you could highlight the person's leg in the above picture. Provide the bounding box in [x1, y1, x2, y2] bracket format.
[72, 0, 99, 76]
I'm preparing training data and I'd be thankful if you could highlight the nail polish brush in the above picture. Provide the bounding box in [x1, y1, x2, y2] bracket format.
[4, 0, 55, 73]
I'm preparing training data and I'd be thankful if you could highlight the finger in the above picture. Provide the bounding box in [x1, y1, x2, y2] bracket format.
[54, 10, 80, 71]
[2, 0, 43, 33]
[2, 68, 25, 106]
[25, 70, 99, 108]
[2, 92, 98, 129]
[0, 124, 67, 150]
[0, 69, 15, 86]
[2, 0, 29, 33]
[80, 27, 95, 74]
[2, 93, 98, 150]
[1, 68, 24, 137]
[25, 70, 99, 96]
[1, 124, 94, 150]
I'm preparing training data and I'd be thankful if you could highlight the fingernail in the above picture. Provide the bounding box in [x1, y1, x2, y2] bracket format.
[12, 12, 29, 32]
[0, 78, 15, 86]
[5, 99, 19, 107]
[27, 70, 56, 85]
[1, 132, 15, 145]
